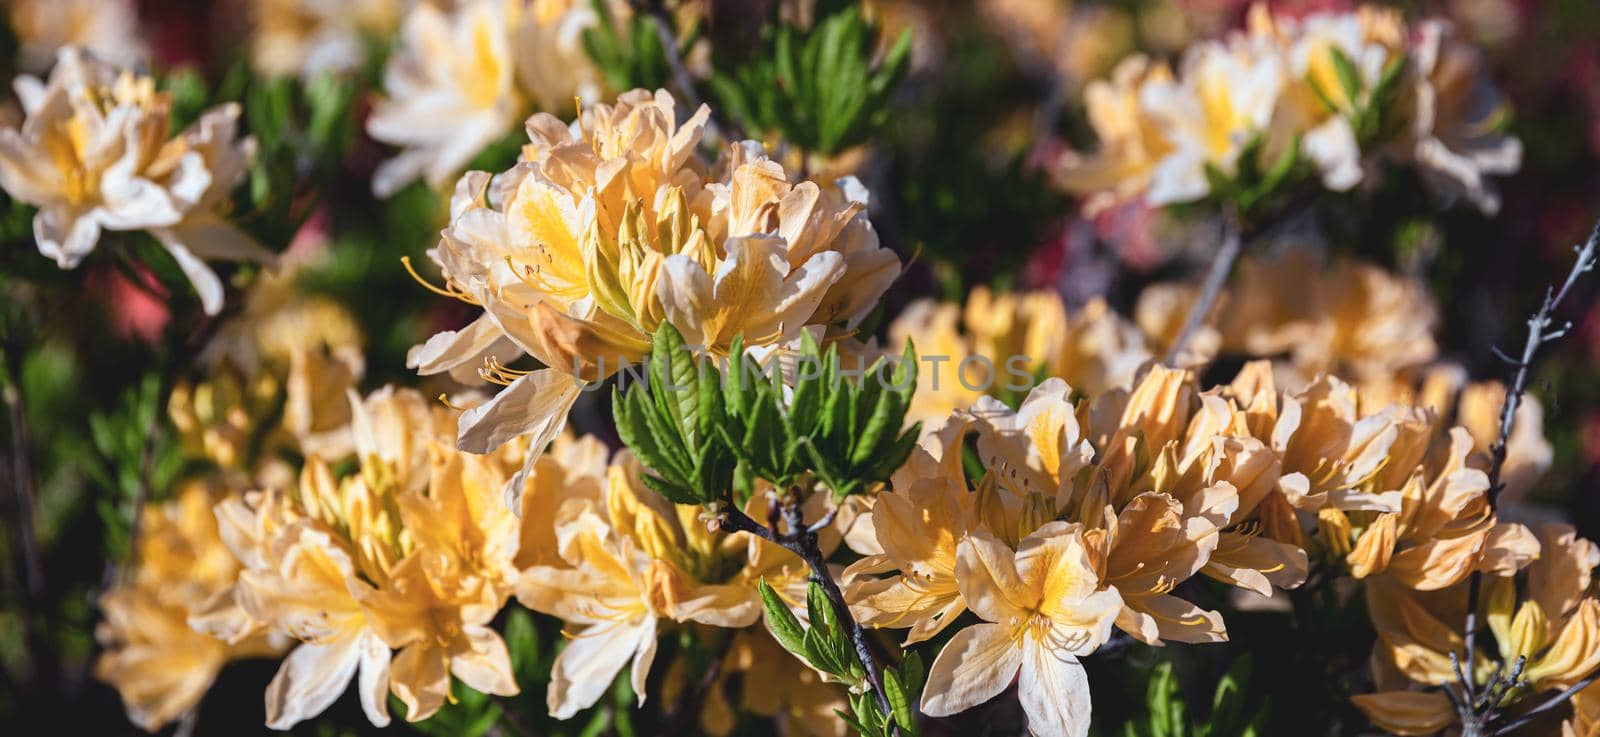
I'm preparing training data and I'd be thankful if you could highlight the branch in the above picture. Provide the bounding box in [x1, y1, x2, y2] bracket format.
[718, 501, 899, 735]
[1485, 219, 1598, 503]
[1166, 216, 1242, 365]
[1491, 669, 1600, 736]
[1450, 216, 1599, 736]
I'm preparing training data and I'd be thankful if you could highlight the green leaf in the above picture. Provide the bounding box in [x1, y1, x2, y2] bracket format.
[884, 667, 918, 736]
[1329, 46, 1363, 108]
[758, 579, 808, 658]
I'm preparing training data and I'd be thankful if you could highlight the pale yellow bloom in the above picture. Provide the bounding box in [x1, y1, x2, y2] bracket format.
[920, 522, 1123, 737]
[517, 503, 662, 719]
[368, 0, 606, 197]
[215, 387, 523, 728]
[1139, 247, 1438, 385]
[887, 287, 1152, 429]
[0, 48, 272, 314]
[250, 0, 402, 80]
[8, 0, 146, 73]
[95, 480, 280, 731]
[1357, 524, 1600, 735]
[1400, 19, 1522, 215]
[413, 90, 900, 506]
[1055, 55, 1176, 211]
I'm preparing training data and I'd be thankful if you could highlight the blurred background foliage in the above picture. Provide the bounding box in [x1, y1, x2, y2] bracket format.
[1, 0, 1598, 735]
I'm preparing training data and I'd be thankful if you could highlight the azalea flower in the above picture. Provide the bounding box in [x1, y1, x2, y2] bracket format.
[95, 480, 281, 731]
[1055, 54, 1177, 212]
[409, 89, 900, 505]
[886, 287, 1152, 430]
[8, 0, 146, 73]
[0, 48, 272, 314]
[211, 387, 524, 728]
[1138, 36, 1285, 205]
[517, 502, 662, 718]
[250, 0, 402, 80]
[1353, 524, 1600, 735]
[1400, 19, 1522, 215]
[920, 522, 1123, 737]
[368, 0, 591, 197]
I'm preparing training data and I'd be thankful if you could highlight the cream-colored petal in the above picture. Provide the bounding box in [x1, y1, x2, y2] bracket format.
[920, 623, 1025, 718]
[264, 639, 363, 729]
[1018, 644, 1091, 737]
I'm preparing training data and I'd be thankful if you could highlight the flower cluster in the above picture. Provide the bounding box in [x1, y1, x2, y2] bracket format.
[0, 49, 271, 313]
[1057, 3, 1520, 214]
[366, 0, 608, 196]
[409, 88, 900, 503]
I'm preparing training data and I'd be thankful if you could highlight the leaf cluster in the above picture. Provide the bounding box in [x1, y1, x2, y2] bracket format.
[758, 581, 923, 737]
[1200, 134, 1306, 219]
[709, 5, 912, 156]
[1305, 49, 1409, 147]
[613, 323, 920, 506]
[582, 0, 690, 93]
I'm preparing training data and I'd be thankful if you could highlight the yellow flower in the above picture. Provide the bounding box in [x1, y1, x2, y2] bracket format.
[1140, 247, 1438, 385]
[516, 503, 662, 719]
[215, 387, 524, 728]
[1055, 54, 1176, 211]
[920, 522, 1123, 737]
[886, 287, 1153, 429]
[95, 480, 280, 731]
[8, 0, 145, 73]
[1399, 19, 1522, 214]
[414, 89, 900, 505]
[0, 48, 272, 314]
[844, 419, 977, 644]
[250, 0, 401, 80]
[1355, 524, 1600, 735]
[370, 0, 522, 197]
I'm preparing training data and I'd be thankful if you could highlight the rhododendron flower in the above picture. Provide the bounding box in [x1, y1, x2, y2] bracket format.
[1354, 524, 1600, 735]
[920, 522, 1123, 737]
[0, 48, 271, 314]
[208, 388, 524, 728]
[95, 480, 281, 731]
[8, 0, 146, 73]
[250, 0, 402, 80]
[409, 89, 900, 505]
[368, 0, 606, 197]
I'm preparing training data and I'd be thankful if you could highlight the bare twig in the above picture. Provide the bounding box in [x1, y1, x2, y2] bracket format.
[1, 340, 43, 599]
[1485, 219, 1599, 503]
[1448, 217, 1599, 736]
[1491, 669, 1600, 735]
[1166, 216, 1242, 365]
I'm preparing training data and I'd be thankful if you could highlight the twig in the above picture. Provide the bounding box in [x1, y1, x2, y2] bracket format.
[1485, 219, 1599, 504]
[1491, 669, 1600, 735]
[1166, 216, 1243, 365]
[718, 500, 899, 735]
[1448, 217, 1599, 736]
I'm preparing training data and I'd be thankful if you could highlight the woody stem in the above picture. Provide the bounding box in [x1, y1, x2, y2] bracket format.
[719, 502, 898, 733]
[1165, 214, 1243, 365]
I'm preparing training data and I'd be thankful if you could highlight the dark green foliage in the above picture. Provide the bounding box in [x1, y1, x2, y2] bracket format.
[614, 322, 919, 505]
[709, 5, 911, 155]
[1123, 657, 1270, 737]
[582, 0, 682, 93]
[757, 581, 924, 737]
